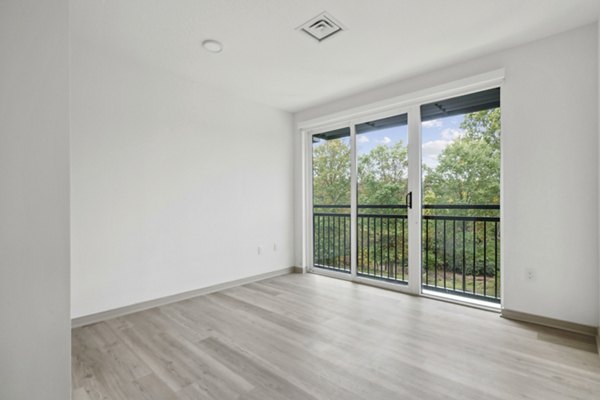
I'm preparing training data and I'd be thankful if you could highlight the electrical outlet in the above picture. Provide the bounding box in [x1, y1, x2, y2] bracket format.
[257, 246, 262, 255]
[526, 268, 535, 281]
[273, 243, 277, 251]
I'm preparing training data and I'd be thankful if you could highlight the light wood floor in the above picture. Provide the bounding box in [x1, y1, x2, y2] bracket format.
[72, 273, 600, 400]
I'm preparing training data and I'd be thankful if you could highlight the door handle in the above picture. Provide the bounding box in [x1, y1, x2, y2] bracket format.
[405, 191, 412, 210]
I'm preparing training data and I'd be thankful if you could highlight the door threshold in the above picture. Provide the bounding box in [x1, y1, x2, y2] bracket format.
[309, 268, 413, 295]
[421, 289, 501, 313]
[309, 269, 501, 313]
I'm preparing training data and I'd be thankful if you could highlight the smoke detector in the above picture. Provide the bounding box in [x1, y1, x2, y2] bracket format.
[297, 12, 344, 42]
[202, 39, 223, 53]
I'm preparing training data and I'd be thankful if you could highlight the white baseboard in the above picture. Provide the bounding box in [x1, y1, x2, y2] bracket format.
[72, 266, 297, 328]
[501, 309, 598, 337]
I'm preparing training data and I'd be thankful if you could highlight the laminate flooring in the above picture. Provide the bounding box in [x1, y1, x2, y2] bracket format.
[72, 273, 600, 399]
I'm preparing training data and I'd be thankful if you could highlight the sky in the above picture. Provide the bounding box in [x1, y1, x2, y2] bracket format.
[355, 114, 465, 171]
[313, 113, 465, 173]
[421, 114, 465, 170]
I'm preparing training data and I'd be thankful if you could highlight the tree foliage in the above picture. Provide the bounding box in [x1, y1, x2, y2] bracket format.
[311, 108, 501, 282]
[424, 109, 500, 206]
[358, 141, 408, 206]
[312, 139, 410, 207]
[312, 138, 351, 205]
[461, 108, 501, 147]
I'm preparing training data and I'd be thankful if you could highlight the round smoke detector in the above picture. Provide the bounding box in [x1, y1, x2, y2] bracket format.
[202, 39, 223, 53]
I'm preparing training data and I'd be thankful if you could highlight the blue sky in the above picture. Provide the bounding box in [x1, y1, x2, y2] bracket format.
[356, 114, 465, 171]
[314, 114, 465, 173]
[421, 114, 465, 170]
[356, 125, 407, 154]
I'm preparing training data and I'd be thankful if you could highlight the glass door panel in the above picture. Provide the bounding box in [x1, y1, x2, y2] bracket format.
[356, 114, 409, 283]
[420, 88, 501, 303]
[312, 127, 351, 273]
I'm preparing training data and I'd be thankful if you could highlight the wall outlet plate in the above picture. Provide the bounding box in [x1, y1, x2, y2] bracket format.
[525, 268, 535, 281]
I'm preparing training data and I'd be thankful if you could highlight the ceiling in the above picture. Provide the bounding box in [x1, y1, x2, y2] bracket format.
[72, 0, 600, 113]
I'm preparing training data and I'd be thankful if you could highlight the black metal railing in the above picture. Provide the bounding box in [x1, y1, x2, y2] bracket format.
[313, 205, 351, 273]
[313, 204, 500, 302]
[422, 204, 500, 302]
[357, 205, 408, 283]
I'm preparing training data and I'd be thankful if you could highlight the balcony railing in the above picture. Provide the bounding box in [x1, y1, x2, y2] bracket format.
[313, 204, 500, 303]
[313, 205, 352, 273]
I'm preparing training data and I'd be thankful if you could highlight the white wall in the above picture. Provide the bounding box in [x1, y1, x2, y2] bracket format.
[70, 37, 294, 318]
[296, 24, 599, 327]
[0, 1, 71, 399]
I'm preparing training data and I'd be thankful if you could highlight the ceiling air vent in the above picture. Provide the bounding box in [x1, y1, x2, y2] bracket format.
[297, 12, 344, 42]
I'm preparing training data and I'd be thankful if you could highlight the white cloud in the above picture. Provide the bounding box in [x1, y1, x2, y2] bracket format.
[381, 136, 391, 145]
[422, 139, 451, 169]
[440, 128, 464, 140]
[357, 135, 369, 143]
[421, 128, 463, 170]
[422, 119, 442, 128]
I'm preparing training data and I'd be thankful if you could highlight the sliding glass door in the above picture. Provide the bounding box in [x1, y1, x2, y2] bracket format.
[311, 127, 351, 273]
[309, 111, 417, 291]
[355, 114, 409, 283]
[311, 128, 352, 273]
[307, 86, 501, 304]
[420, 88, 501, 303]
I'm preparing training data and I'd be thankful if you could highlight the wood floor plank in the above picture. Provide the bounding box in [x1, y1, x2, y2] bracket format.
[72, 387, 94, 400]
[131, 374, 179, 400]
[73, 273, 600, 400]
[195, 336, 319, 400]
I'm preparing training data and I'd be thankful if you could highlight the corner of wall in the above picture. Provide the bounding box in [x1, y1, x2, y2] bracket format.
[597, 20, 600, 339]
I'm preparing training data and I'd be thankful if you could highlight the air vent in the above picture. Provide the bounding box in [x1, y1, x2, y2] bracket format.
[297, 12, 344, 42]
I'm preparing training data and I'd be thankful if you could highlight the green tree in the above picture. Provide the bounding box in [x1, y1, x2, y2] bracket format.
[313, 109, 501, 282]
[358, 141, 408, 206]
[424, 108, 500, 206]
[461, 108, 501, 148]
[312, 138, 351, 205]
[424, 138, 499, 205]
[422, 108, 501, 279]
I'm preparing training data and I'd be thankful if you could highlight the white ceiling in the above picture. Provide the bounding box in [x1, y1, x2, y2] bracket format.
[73, 0, 600, 112]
